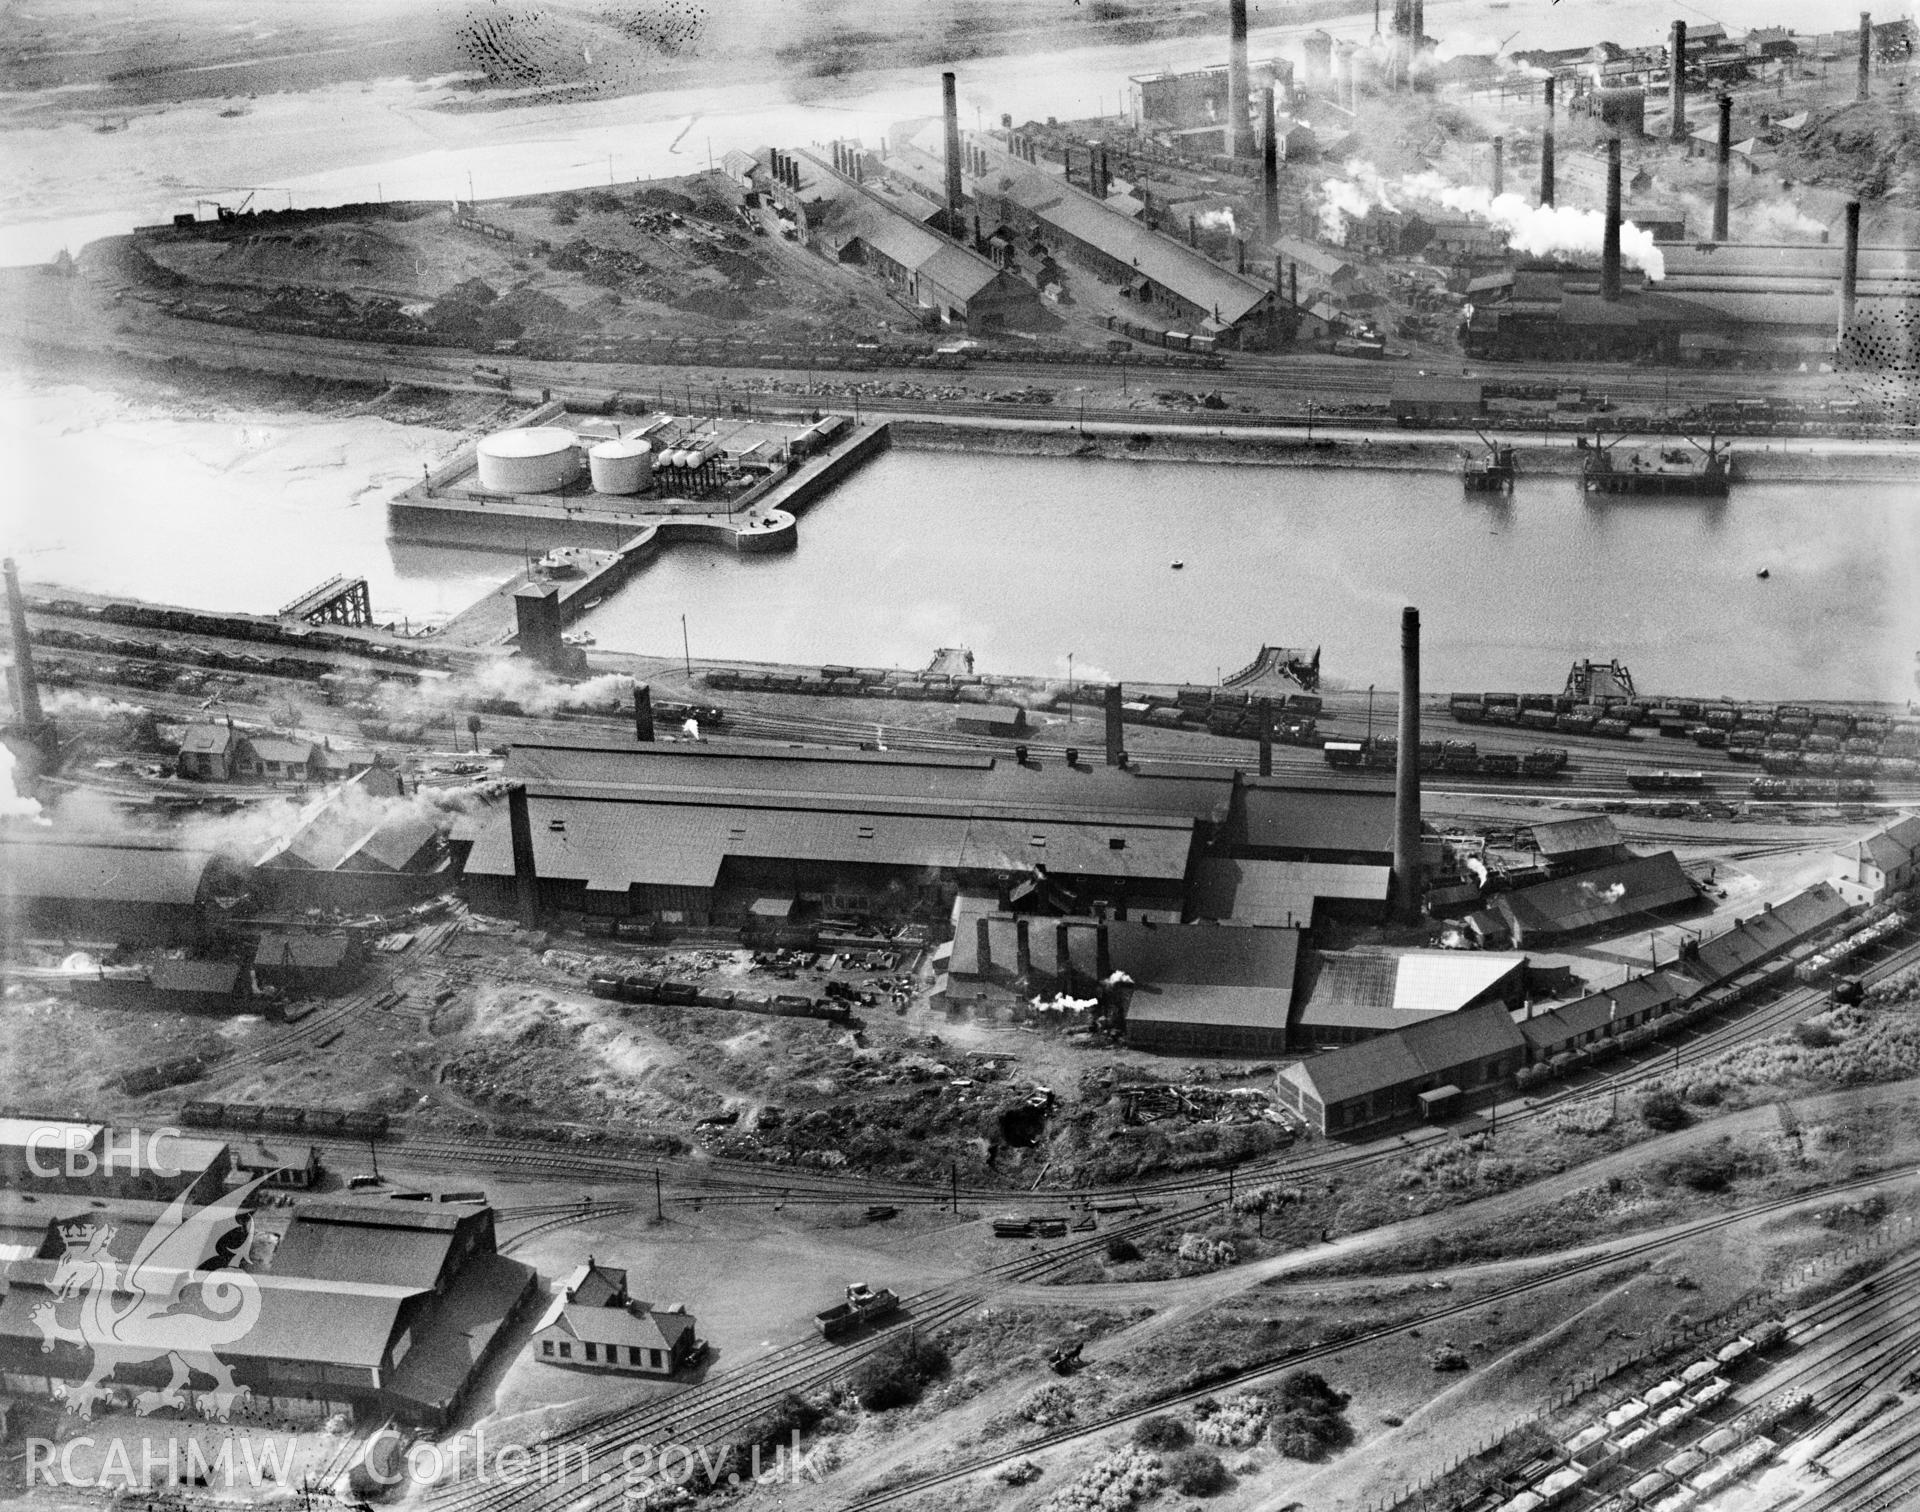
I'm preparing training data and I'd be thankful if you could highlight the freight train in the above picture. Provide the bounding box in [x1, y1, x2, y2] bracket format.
[1626, 770, 1708, 791]
[1324, 737, 1568, 778]
[182, 1101, 389, 1137]
[34, 597, 452, 672]
[587, 973, 853, 1025]
[1748, 777, 1878, 803]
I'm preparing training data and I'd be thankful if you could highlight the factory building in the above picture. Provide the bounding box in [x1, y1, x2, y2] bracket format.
[253, 768, 452, 912]
[1289, 949, 1529, 1047]
[1518, 971, 1691, 1063]
[0, 1119, 230, 1204]
[0, 832, 249, 947]
[1528, 814, 1632, 874]
[1128, 58, 1295, 148]
[1829, 813, 1920, 906]
[1273, 1000, 1529, 1134]
[1495, 851, 1698, 947]
[0, 1195, 536, 1426]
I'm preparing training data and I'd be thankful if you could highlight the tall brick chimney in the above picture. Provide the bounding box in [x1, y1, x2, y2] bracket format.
[1104, 684, 1126, 767]
[942, 71, 964, 230]
[1393, 607, 1422, 923]
[1712, 94, 1732, 241]
[1601, 137, 1623, 301]
[1228, 0, 1251, 157]
[1540, 76, 1556, 206]
[1669, 20, 1687, 143]
[1840, 200, 1862, 338]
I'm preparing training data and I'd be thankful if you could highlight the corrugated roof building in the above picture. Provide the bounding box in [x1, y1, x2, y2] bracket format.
[1, 834, 244, 947]
[1496, 851, 1698, 946]
[1291, 949, 1529, 1045]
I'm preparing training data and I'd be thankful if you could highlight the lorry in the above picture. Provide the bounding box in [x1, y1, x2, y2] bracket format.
[814, 1283, 899, 1340]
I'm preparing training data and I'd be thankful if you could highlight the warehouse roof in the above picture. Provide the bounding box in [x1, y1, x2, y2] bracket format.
[1520, 970, 1691, 1055]
[467, 793, 1196, 889]
[1280, 1000, 1525, 1107]
[149, 959, 244, 994]
[1497, 851, 1696, 939]
[1231, 776, 1396, 858]
[254, 933, 355, 969]
[1117, 923, 1302, 1030]
[1191, 857, 1391, 927]
[1838, 814, 1920, 870]
[1529, 814, 1624, 858]
[0, 837, 219, 906]
[1294, 949, 1526, 1033]
[1681, 882, 1850, 984]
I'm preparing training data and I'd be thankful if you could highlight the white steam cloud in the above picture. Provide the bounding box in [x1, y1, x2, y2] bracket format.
[1194, 207, 1238, 236]
[1318, 162, 1667, 280]
[1745, 200, 1829, 242]
[0, 744, 45, 821]
[42, 690, 146, 720]
[1578, 880, 1628, 905]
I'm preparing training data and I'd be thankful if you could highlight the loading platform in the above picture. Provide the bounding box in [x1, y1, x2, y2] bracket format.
[281, 575, 373, 627]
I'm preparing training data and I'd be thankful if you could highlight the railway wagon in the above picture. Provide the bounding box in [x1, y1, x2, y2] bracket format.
[1627, 770, 1708, 791]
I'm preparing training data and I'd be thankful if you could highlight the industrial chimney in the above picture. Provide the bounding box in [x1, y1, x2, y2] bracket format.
[1260, 85, 1280, 242]
[1712, 94, 1732, 241]
[1393, 607, 1422, 924]
[1860, 12, 1873, 102]
[507, 783, 540, 926]
[1492, 136, 1504, 196]
[942, 71, 964, 231]
[1669, 20, 1687, 143]
[1540, 76, 1556, 206]
[1228, 0, 1251, 157]
[1840, 200, 1861, 338]
[633, 683, 655, 742]
[3, 557, 43, 730]
[1104, 684, 1126, 767]
[1257, 696, 1274, 777]
[1601, 136, 1623, 300]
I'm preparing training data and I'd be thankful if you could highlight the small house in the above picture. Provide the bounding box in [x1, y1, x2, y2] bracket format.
[530, 1257, 702, 1377]
[232, 1139, 321, 1190]
[178, 723, 242, 782]
[954, 705, 1029, 739]
[238, 737, 323, 784]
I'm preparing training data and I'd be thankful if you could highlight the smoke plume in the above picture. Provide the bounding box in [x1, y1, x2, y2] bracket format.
[1194, 207, 1238, 235]
[1319, 163, 1668, 279]
[0, 745, 44, 821]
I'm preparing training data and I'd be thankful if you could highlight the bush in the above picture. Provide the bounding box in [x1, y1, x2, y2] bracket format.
[1640, 1088, 1690, 1132]
[1019, 1383, 1075, 1427]
[1133, 1415, 1191, 1451]
[1269, 1371, 1354, 1461]
[1794, 1021, 1837, 1049]
[1660, 1145, 1740, 1193]
[850, 1335, 949, 1410]
[1105, 1235, 1143, 1263]
[1164, 1449, 1230, 1496]
[1427, 1343, 1470, 1372]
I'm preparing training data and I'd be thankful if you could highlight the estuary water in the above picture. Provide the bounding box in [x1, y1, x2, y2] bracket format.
[572, 447, 1920, 704]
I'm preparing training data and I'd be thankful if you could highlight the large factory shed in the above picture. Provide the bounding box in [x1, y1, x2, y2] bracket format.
[0, 1199, 535, 1427]
[1115, 923, 1302, 1057]
[815, 172, 1046, 332]
[1190, 857, 1391, 928]
[69, 959, 252, 1015]
[0, 833, 244, 946]
[0, 1118, 230, 1204]
[1529, 814, 1630, 874]
[1495, 851, 1697, 946]
[462, 740, 1246, 924]
[1273, 1001, 1529, 1135]
[1221, 775, 1396, 865]
[1388, 377, 1485, 423]
[1674, 882, 1850, 987]
[254, 770, 451, 911]
[1290, 949, 1529, 1047]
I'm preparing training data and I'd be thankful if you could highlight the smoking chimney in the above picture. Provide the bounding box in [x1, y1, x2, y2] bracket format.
[1492, 136, 1504, 196]
[1540, 76, 1556, 205]
[1257, 696, 1274, 777]
[1393, 607, 1422, 923]
[1840, 199, 1861, 337]
[1669, 21, 1687, 143]
[1412, 0, 1424, 46]
[3, 557, 43, 730]
[507, 783, 539, 926]
[1104, 684, 1126, 767]
[1290, 261, 1299, 307]
[633, 683, 655, 742]
[1228, 0, 1251, 157]
[1260, 85, 1280, 241]
[1860, 12, 1873, 102]
[942, 71, 964, 230]
[1235, 236, 1246, 274]
[1712, 94, 1732, 241]
[1601, 137, 1623, 300]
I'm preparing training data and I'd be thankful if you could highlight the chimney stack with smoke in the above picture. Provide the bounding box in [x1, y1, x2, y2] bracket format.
[3, 557, 43, 731]
[1860, 12, 1873, 102]
[1713, 94, 1732, 241]
[1601, 137, 1623, 300]
[1104, 684, 1126, 767]
[1540, 76, 1556, 206]
[1840, 200, 1861, 337]
[633, 683, 655, 742]
[1261, 85, 1280, 242]
[1669, 21, 1687, 143]
[1492, 136, 1504, 196]
[1393, 607, 1422, 924]
[1228, 0, 1251, 158]
[507, 783, 539, 926]
[942, 71, 964, 231]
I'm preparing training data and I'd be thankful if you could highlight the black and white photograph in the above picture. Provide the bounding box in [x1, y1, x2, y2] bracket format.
[1, 1, 1918, 1509]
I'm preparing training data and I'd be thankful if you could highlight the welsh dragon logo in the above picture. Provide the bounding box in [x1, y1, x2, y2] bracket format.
[31, 1176, 269, 1420]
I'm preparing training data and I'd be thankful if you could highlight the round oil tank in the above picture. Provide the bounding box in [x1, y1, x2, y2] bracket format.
[475, 428, 580, 493]
[588, 437, 652, 495]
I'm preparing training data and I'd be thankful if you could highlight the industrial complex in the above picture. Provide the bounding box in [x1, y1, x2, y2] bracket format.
[2, 3, 1919, 1511]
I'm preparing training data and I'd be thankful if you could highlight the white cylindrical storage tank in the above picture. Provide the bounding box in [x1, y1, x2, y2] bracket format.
[475, 427, 579, 493]
[588, 437, 652, 495]
[695, 440, 722, 465]
[670, 449, 693, 470]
